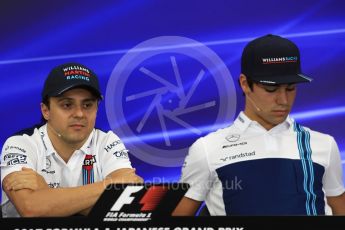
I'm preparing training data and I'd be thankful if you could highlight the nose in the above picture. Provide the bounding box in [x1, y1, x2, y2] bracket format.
[73, 105, 85, 118]
[276, 88, 288, 105]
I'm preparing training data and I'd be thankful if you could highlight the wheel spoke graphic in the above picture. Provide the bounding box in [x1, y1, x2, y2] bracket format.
[139, 67, 178, 91]
[157, 104, 171, 146]
[136, 94, 161, 133]
[179, 69, 205, 108]
[106, 36, 236, 166]
[170, 56, 185, 99]
[173, 101, 216, 116]
[133, 56, 212, 139]
[163, 112, 202, 135]
[126, 87, 166, 101]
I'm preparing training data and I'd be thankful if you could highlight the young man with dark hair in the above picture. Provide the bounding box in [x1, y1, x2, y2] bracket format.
[173, 35, 345, 215]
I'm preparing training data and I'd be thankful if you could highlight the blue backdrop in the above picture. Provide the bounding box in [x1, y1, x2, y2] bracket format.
[1, 0, 344, 189]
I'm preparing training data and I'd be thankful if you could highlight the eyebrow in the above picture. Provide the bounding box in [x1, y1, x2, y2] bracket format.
[57, 97, 97, 102]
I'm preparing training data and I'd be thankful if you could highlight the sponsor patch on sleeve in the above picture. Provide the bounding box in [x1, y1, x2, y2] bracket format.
[113, 149, 129, 159]
[3, 152, 28, 166]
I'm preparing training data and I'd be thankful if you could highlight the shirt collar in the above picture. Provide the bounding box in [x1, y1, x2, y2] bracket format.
[39, 124, 95, 156]
[39, 124, 55, 157]
[79, 129, 94, 155]
[234, 111, 293, 133]
[234, 111, 252, 132]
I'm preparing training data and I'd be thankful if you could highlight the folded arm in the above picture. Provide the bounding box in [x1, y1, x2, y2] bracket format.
[3, 167, 143, 217]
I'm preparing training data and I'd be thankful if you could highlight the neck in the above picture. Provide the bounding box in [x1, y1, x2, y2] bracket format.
[243, 108, 275, 131]
[46, 126, 84, 163]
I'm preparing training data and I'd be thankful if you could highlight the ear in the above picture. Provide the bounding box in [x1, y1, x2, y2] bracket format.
[239, 74, 251, 94]
[41, 102, 50, 121]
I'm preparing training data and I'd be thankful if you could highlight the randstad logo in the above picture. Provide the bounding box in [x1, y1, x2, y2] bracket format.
[262, 56, 297, 64]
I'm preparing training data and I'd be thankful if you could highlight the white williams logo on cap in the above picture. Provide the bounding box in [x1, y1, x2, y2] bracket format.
[63, 66, 91, 82]
[262, 56, 298, 64]
[63, 65, 90, 73]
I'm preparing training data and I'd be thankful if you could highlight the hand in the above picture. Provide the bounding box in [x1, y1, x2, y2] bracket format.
[3, 167, 49, 191]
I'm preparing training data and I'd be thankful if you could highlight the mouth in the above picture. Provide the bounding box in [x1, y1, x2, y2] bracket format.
[69, 124, 85, 129]
[272, 110, 288, 116]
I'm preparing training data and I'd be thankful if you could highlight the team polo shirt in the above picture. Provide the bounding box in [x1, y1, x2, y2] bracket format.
[180, 112, 344, 215]
[1, 124, 132, 217]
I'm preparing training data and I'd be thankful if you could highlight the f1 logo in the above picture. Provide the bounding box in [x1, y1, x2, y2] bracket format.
[110, 185, 144, 211]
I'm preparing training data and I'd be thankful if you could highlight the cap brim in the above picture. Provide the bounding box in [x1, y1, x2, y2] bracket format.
[253, 73, 313, 85]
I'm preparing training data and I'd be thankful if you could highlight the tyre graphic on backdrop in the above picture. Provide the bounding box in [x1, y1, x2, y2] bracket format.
[105, 36, 236, 167]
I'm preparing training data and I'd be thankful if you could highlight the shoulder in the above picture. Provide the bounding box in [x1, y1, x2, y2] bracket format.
[193, 123, 237, 147]
[12, 124, 42, 136]
[93, 128, 123, 144]
[2, 125, 43, 150]
[92, 128, 126, 153]
[188, 124, 237, 160]
[296, 124, 338, 152]
[1, 125, 43, 165]
[91, 129, 132, 171]
[301, 125, 334, 141]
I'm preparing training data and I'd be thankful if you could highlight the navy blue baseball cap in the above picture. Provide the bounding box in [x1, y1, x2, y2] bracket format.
[42, 62, 103, 100]
[241, 34, 312, 84]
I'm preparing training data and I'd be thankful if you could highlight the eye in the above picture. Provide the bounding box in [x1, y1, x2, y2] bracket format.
[58, 99, 74, 109]
[286, 85, 296, 91]
[255, 83, 279, 93]
[62, 103, 72, 109]
[83, 102, 95, 109]
[264, 87, 278, 93]
[262, 85, 279, 93]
